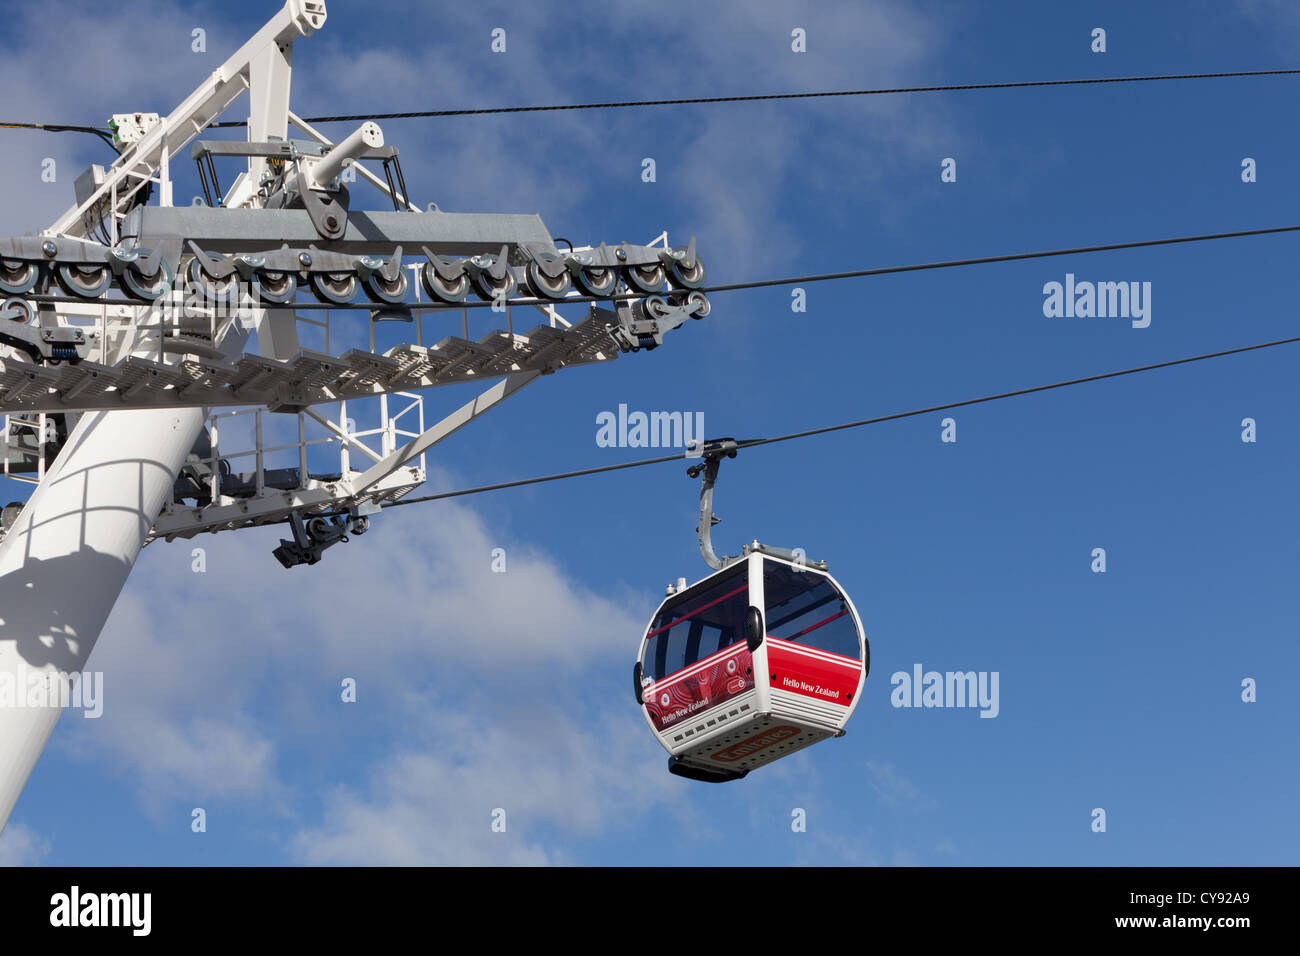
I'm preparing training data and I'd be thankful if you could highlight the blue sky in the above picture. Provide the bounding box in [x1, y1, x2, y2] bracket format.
[1, 0, 1298, 865]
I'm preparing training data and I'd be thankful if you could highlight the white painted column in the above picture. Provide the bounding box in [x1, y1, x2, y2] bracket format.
[0, 0, 321, 833]
[0, 406, 208, 829]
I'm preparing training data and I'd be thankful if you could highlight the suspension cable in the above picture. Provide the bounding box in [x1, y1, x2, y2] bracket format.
[376, 332, 1300, 509]
[212, 68, 1300, 125]
[11, 68, 1299, 146]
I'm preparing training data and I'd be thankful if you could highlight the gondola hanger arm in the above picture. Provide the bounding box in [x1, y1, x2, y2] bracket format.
[687, 437, 827, 573]
[687, 438, 739, 571]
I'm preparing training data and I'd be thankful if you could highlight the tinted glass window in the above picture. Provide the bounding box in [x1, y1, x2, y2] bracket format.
[643, 564, 748, 682]
[763, 560, 860, 660]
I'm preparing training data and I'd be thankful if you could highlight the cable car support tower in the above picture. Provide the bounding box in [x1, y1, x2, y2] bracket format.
[0, 0, 708, 829]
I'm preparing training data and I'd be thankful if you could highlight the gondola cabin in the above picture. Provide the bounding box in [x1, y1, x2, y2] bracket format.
[635, 550, 868, 782]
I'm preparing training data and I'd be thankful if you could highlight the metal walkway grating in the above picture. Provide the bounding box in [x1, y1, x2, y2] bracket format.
[0, 314, 618, 414]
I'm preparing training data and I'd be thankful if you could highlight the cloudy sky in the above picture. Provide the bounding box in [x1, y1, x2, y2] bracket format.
[2, 0, 1299, 865]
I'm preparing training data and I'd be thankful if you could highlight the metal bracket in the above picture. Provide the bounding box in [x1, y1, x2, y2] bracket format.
[741, 539, 827, 571]
[272, 505, 374, 568]
[293, 170, 350, 240]
[687, 438, 740, 571]
[686, 439, 827, 573]
[603, 291, 709, 352]
[0, 299, 96, 365]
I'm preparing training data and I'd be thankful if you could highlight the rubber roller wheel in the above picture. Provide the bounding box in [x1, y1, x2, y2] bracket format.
[685, 291, 710, 318]
[420, 262, 470, 303]
[2, 299, 34, 325]
[364, 269, 411, 304]
[574, 266, 618, 298]
[0, 259, 40, 296]
[625, 262, 667, 294]
[122, 260, 173, 301]
[668, 255, 706, 290]
[56, 263, 113, 299]
[186, 256, 238, 304]
[471, 263, 517, 302]
[526, 260, 572, 300]
[309, 271, 359, 305]
[254, 270, 296, 304]
[643, 294, 672, 319]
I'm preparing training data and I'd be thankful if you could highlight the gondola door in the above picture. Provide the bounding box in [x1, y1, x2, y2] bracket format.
[639, 560, 759, 749]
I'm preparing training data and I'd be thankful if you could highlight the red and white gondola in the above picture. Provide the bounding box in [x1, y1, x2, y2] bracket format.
[636, 550, 868, 781]
[634, 439, 870, 781]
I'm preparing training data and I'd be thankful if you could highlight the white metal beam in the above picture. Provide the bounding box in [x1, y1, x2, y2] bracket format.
[46, 0, 327, 236]
[304, 408, 383, 463]
[352, 371, 541, 495]
[289, 111, 420, 211]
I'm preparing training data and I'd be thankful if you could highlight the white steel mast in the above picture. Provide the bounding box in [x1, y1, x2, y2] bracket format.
[0, 0, 325, 829]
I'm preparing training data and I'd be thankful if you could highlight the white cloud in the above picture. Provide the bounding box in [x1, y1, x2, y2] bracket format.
[53, 493, 675, 860]
[290, 0, 956, 274]
[291, 704, 678, 865]
[56, 576, 286, 815]
[793, 826, 883, 866]
[0, 822, 51, 866]
[866, 758, 925, 807]
[0, 0, 228, 233]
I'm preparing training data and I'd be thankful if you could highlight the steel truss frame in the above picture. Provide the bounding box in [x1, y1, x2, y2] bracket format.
[0, 0, 706, 831]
